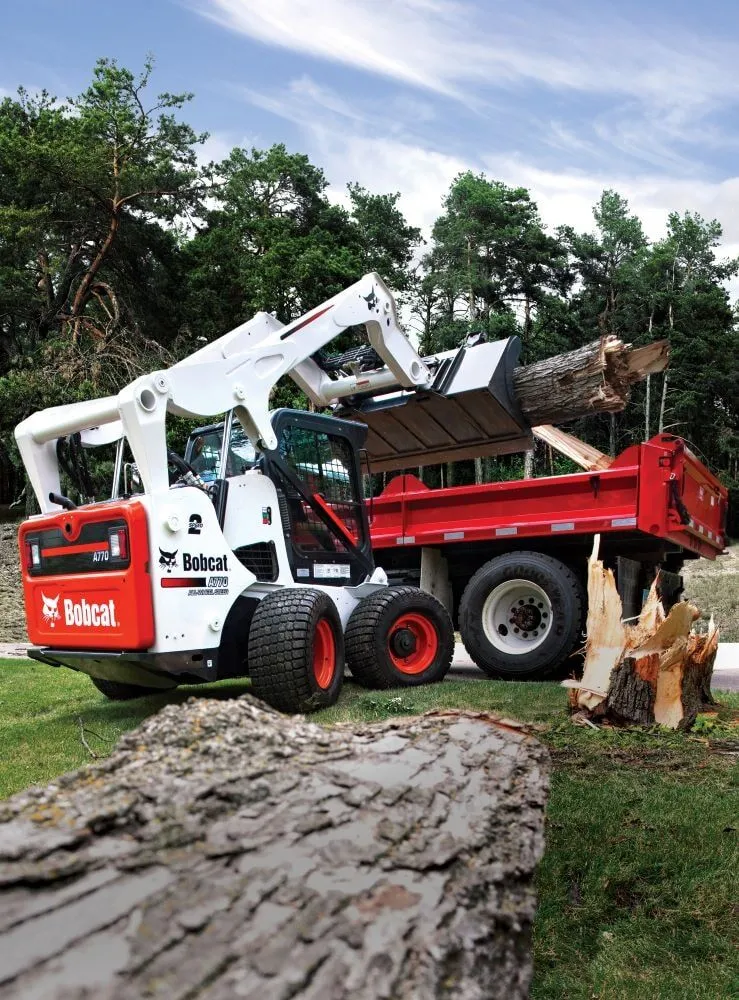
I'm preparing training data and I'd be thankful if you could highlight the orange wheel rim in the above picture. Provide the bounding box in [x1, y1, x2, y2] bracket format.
[313, 617, 336, 689]
[388, 612, 439, 674]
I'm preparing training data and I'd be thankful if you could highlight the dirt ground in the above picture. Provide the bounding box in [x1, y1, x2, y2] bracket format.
[0, 520, 26, 641]
[682, 540, 739, 642]
[0, 519, 735, 643]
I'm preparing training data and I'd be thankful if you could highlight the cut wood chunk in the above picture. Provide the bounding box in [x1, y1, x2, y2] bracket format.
[566, 536, 718, 730]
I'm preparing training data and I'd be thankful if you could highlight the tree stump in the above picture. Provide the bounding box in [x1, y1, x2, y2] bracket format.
[0, 696, 548, 1000]
[565, 537, 719, 729]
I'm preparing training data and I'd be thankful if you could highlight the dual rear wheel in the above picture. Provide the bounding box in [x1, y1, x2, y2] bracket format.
[249, 586, 453, 714]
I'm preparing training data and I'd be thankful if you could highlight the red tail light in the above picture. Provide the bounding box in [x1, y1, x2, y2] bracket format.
[25, 540, 41, 571]
[108, 527, 129, 560]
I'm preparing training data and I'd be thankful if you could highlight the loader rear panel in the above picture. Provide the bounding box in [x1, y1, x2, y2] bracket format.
[19, 501, 155, 650]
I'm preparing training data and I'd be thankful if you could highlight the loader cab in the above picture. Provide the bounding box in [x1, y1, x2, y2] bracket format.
[185, 409, 374, 586]
[184, 421, 257, 482]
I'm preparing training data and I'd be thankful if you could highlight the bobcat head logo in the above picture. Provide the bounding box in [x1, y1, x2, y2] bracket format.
[159, 548, 178, 573]
[363, 288, 378, 310]
[41, 593, 60, 628]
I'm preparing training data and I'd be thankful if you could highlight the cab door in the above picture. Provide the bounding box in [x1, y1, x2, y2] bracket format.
[264, 409, 373, 586]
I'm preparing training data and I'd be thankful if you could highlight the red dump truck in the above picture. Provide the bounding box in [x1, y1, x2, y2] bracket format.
[369, 434, 728, 680]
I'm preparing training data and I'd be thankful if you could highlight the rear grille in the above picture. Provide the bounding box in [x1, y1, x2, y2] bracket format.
[235, 542, 278, 582]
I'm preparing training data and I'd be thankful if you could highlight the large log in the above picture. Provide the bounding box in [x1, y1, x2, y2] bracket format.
[0, 696, 548, 1000]
[565, 538, 719, 729]
[513, 336, 669, 426]
[343, 334, 668, 472]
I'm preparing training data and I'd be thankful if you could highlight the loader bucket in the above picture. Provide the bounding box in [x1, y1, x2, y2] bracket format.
[340, 337, 531, 473]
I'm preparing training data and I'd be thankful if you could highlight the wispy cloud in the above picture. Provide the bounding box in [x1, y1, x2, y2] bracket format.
[199, 0, 739, 113]
[197, 0, 739, 174]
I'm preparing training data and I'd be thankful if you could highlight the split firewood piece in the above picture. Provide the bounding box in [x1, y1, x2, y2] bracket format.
[532, 424, 613, 472]
[564, 536, 718, 730]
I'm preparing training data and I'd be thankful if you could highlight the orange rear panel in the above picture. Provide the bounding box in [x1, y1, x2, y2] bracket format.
[19, 500, 155, 650]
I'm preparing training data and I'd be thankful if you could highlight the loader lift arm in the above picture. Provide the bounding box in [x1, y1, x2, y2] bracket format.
[16, 273, 434, 514]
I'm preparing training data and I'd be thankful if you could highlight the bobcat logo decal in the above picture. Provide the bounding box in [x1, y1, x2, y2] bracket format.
[41, 593, 60, 628]
[159, 548, 178, 573]
[363, 288, 378, 310]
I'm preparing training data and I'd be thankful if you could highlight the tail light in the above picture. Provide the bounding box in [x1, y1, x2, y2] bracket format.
[25, 540, 41, 570]
[108, 527, 129, 560]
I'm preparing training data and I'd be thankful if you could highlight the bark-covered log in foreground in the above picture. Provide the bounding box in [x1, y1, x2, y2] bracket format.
[0, 697, 548, 1000]
[513, 336, 668, 426]
[565, 538, 718, 729]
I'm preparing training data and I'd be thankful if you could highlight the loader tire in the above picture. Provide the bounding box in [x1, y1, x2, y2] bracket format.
[248, 588, 344, 713]
[345, 586, 454, 689]
[90, 678, 167, 701]
[459, 551, 584, 681]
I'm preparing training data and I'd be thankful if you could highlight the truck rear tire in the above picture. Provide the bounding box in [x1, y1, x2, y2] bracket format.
[459, 552, 584, 681]
[345, 586, 454, 689]
[248, 588, 344, 713]
[90, 678, 167, 701]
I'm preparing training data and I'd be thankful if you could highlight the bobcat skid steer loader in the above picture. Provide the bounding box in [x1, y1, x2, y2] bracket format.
[14, 274, 459, 713]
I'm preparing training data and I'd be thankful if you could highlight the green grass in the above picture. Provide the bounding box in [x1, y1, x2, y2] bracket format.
[1, 657, 738, 999]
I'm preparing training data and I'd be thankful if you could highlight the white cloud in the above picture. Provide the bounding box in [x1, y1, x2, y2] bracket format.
[199, 0, 739, 117]
[196, 131, 237, 166]
[308, 129, 739, 298]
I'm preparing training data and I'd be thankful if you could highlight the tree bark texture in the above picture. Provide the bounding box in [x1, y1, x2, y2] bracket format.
[0, 697, 549, 1000]
[565, 537, 718, 730]
[512, 336, 669, 427]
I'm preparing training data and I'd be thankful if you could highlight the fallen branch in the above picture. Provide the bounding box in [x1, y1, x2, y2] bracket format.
[76, 717, 99, 759]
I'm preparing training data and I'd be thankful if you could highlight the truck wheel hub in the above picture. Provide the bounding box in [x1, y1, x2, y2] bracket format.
[481, 579, 554, 654]
[509, 605, 542, 631]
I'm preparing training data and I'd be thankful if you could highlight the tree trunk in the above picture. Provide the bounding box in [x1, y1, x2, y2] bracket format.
[645, 373, 651, 441]
[523, 449, 534, 479]
[511, 336, 668, 427]
[69, 211, 120, 341]
[0, 696, 548, 1000]
[659, 371, 669, 432]
[565, 537, 718, 730]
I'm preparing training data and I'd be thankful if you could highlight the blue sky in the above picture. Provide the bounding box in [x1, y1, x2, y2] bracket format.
[4, 0, 739, 273]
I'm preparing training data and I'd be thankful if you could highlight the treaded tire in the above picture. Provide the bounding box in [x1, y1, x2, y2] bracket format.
[345, 586, 454, 689]
[91, 678, 166, 701]
[459, 551, 584, 681]
[248, 588, 344, 713]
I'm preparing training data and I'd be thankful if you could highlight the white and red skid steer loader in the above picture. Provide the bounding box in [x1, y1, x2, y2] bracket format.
[14, 274, 462, 712]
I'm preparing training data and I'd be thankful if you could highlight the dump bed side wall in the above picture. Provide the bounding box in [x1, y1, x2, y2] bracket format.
[370, 463, 641, 550]
[370, 435, 726, 561]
